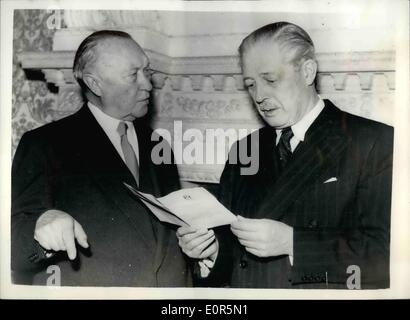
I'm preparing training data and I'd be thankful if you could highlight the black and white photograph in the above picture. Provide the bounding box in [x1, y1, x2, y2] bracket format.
[0, 0, 409, 300]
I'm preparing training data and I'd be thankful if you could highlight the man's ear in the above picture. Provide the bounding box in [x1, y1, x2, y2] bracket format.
[301, 59, 317, 86]
[82, 73, 102, 97]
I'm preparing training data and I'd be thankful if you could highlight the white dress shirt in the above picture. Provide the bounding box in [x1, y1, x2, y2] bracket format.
[276, 98, 325, 151]
[275, 98, 325, 265]
[88, 102, 140, 165]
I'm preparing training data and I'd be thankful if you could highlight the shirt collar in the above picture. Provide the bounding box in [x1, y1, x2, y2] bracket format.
[87, 102, 133, 133]
[276, 98, 325, 142]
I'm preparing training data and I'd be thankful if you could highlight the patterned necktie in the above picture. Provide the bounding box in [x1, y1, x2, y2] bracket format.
[277, 127, 294, 168]
[117, 122, 139, 186]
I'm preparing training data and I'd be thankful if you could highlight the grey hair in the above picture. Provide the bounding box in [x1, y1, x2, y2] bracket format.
[238, 22, 316, 67]
[72, 30, 133, 87]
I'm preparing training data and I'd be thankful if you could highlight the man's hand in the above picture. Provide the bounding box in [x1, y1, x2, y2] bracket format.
[231, 215, 293, 258]
[34, 209, 89, 260]
[176, 226, 219, 261]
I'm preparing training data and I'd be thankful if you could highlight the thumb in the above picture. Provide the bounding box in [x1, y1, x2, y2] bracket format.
[74, 220, 89, 249]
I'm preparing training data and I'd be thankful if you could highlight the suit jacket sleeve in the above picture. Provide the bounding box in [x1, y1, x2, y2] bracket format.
[291, 126, 393, 288]
[11, 131, 55, 272]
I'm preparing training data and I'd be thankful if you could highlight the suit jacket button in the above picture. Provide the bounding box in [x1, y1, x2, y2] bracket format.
[239, 260, 248, 268]
[308, 219, 318, 228]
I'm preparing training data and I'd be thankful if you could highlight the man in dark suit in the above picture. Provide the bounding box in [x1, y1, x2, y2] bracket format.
[177, 22, 393, 289]
[12, 30, 191, 287]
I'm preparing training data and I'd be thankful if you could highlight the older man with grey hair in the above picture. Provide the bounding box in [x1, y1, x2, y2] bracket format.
[12, 30, 191, 287]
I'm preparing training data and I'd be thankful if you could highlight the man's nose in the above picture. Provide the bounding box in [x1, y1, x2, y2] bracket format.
[138, 72, 153, 91]
[254, 84, 266, 104]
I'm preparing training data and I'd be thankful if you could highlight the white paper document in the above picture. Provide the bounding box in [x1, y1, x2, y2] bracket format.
[124, 183, 237, 228]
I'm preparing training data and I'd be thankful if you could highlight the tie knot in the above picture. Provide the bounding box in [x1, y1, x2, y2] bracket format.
[117, 122, 128, 136]
[280, 127, 294, 142]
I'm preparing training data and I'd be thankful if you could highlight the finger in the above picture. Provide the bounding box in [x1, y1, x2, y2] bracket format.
[54, 231, 66, 251]
[62, 225, 77, 260]
[231, 228, 260, 241]
[176, 226, 202, 237]
[231, 218, 257, 231]
[231, 219, 262, 232]
[189, 235, 215, 254]
[199, 243, 218, 259]
[198, 260, 211, 276]
[201, 258, 215, 268]
[43, 228, 61, 251]
[198, 260, 207, 269]
[182, 229, 212, 245]
[45, 252, 55, 259]
[186, 231, 214, 249]
[47, 222, 66, 251]
[237, 239, 260, 250]
[74, 220, 89, 248]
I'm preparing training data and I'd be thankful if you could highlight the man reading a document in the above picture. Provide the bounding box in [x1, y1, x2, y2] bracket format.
[177, 22, 393, 288]
[12, 30, 190, 286]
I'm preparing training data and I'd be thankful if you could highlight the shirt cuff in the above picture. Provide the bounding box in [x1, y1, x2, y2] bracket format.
[198, 248, 219, 278]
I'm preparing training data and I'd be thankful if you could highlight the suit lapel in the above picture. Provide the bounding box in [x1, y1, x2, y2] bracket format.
[255, 101, 347, 221]
[133, 119, 173, 272]
[74, 106, 157, 250]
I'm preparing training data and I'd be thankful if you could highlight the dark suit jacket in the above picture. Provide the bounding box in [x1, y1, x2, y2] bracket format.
[11, 105, 191, 287]
[206, 100, 393, 289]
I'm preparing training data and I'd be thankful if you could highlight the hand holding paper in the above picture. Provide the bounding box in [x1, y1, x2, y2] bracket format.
[176, 226, 219, 278]
[176, 226, 218, 260]
[124, 183, 237, 229]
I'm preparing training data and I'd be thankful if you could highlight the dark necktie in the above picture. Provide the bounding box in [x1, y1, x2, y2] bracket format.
[277, 127, 294, 168]
[117, 122, 139, 186]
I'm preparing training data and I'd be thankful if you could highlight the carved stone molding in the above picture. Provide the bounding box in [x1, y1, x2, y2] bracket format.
[19, 50, 395, 76]
[19, 50, 396, 94]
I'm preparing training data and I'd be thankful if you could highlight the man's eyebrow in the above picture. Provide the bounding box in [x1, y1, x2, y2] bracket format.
[260, 72, 277, 77]
[243, 72, 277, 81]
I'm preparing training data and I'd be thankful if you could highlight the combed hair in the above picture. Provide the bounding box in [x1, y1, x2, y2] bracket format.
[72, 30, 132, 87]
[238, 22, 316, 66]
